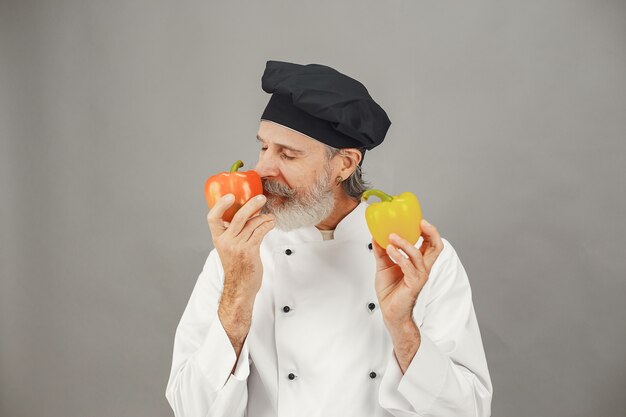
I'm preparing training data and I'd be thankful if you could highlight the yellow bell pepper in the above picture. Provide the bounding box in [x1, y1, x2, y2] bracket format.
[361, 189, 423, 249]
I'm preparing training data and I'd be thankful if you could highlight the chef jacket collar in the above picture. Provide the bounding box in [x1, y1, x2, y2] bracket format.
[330, 200, 370, 242]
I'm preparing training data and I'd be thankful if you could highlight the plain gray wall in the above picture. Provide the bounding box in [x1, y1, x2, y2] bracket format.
[1, 0, 625, 416]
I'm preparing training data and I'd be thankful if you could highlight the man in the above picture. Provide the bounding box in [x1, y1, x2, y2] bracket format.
[165, 60, 493, 416]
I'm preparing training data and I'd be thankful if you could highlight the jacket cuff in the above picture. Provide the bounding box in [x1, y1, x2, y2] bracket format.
[193, 314, 251, 391]
[231, 335, 251, 382]
[401, 332, 448, 412]
[379, 332, 448, 414]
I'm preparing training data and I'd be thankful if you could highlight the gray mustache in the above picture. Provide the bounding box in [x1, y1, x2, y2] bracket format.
[262, 179, 295, 198]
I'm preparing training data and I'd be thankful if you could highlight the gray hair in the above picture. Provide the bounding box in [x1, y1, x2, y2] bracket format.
[324, 145, 372, 200]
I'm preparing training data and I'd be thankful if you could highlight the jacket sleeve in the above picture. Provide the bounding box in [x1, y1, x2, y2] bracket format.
[165, 249, 251, 417]
[378, 238, 493, 417]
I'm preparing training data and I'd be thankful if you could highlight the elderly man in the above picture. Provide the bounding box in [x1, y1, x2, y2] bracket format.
[165, 60, 493, 417]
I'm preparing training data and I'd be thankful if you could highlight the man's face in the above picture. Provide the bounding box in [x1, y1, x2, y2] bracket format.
[255, 120, 337, 231]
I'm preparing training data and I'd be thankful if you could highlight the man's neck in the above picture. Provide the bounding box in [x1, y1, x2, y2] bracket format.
[315, 194, 360, 231]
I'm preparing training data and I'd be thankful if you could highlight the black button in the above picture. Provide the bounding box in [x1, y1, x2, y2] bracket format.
[368, 302, 376, 311]
[283, 306, 291, 313]
[368, 243, 373, 251]
[288, 373, 296, 380]
[285, 249, 293, 255]
[369, 371, 377, 379]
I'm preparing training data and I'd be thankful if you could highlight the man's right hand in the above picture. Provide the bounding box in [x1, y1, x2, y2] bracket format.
[207, 193, 276, 302]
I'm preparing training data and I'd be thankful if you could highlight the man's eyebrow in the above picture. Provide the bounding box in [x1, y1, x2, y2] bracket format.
[256, 135, 304, 154]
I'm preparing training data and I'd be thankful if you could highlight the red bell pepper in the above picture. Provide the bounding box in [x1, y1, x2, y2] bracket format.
[204, 160, 264, 222]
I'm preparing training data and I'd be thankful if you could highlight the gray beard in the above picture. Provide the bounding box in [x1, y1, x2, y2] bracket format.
[260, 167, 335, 231]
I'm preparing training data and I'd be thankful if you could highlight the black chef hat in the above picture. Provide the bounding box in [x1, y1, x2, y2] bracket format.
[260, 60, 391, 166]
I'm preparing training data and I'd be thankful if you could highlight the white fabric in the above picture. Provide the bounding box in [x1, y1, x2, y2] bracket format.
[318, 228, 335, 241]
[165, 201, 493, 417]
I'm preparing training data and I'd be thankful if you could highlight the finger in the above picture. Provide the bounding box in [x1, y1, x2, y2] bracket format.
[248, 217, 276, 245]
[226, 195, 268, 238]
[389, 233, 426, 275]
[207, 194, 235, 237]
[207, 213, 229, 237]
[419, 219, 444, 256]
[386, 244, 419, 279]
[371, 238, 395, 270]
[237, 213, 276, 241]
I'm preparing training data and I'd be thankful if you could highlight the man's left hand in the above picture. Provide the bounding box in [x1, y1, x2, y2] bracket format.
[371, 219, 444, 326]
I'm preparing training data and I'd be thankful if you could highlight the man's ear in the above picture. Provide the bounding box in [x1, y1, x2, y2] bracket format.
[338, 148, 362, 177]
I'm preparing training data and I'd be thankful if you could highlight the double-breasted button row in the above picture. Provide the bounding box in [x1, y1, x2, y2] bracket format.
[285, 302, 376, 313]
[286, 371, 376, 380]
[286, 244, 373, 253]
[283, 303, 374, 313]
[287, 244, 372, 252]
[283, 303, 373, 314]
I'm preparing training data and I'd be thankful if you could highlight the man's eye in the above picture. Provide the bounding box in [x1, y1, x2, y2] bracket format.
[261, 147, 294, 160]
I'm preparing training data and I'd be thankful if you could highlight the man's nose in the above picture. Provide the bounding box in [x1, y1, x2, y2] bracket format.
[254, 156, 279, 178]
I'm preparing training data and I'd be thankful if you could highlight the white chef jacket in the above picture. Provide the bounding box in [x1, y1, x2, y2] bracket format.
[165, 201, 492, 417]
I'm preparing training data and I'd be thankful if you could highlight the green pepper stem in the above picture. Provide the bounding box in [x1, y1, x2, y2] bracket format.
[361, 189, 393, 202]
[229, 160, 244, 173]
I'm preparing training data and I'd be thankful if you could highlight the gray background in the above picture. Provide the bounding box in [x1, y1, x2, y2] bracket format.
[1, 0, 625, 416]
